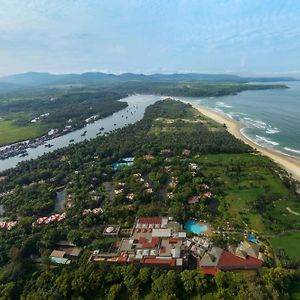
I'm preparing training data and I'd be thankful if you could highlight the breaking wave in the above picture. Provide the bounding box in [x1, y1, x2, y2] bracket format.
[242, 117, 280, 134]
[255, 135, 280, 146]
[284, 147, 300, 155]
[216, 101, 232, 108]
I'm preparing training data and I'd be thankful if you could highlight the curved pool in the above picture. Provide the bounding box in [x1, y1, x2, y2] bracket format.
[185, 220, 208, 235]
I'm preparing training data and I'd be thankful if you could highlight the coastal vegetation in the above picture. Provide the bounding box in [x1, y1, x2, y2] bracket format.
[0, 99, 299, 298]
[111, 81, 288, 97]
[0, 79, 287, 146]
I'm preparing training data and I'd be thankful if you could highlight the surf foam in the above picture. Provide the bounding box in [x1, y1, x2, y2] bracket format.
[284, 147, 300, 155]
[255, 135, 280, 146]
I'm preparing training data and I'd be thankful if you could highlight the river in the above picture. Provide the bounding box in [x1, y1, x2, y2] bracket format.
[1, 84, 300, 172]
[0, 94, 161, 172]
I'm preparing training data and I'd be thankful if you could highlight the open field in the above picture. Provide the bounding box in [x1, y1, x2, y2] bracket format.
[196, 153, 300, 234]
[270, 232, 300, 258]
[0, 119, 47, 146]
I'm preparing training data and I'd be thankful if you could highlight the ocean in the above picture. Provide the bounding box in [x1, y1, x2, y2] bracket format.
[185, 81, 300, 159]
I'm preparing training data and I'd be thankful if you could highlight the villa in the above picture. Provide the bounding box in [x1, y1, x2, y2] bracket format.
[188, 196, 200, 204]
[33, 212, 66, 226]
[0, 176, 7, 182]
[82, 207, 103, 216]
[114, 189, 123, 195]
[203, 192, 212, 199]
[182, 149, 191, 156]
[126, 193, 135, 201]
[0, 221, 17, 230]
[189, 163, 198, 171]
[160, 149, 172, 155]
[143, 155, 155, 161]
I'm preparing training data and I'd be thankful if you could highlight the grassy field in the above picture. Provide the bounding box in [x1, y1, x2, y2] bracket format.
[270, 232, 300, 258]
[195, 153, 300, 234]
[0, 119, 48, 145]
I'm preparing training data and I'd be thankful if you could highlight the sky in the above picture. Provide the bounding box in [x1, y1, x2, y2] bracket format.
[0, 0, 300, 77]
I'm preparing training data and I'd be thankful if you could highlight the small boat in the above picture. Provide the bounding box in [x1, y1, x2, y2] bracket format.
[81, 130, 87, 137]
[19, 151, 28, 157]
[69, 139, 75, 143]
[30, 143, 39, 148]
[99, 127, 104, 131]
[114, 123, 116, 126]
[45, 144, 54, 148]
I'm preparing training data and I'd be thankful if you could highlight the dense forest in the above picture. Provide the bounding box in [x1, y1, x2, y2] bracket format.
[107, 81, 287, 97]
[0, 91, 128, 127]
[0, 100, 299, 299]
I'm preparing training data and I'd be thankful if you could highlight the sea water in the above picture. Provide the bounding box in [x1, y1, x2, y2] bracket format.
[186, 81, 300, 159]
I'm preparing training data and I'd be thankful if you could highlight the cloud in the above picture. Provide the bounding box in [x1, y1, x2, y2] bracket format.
[0, 0, 300, 75]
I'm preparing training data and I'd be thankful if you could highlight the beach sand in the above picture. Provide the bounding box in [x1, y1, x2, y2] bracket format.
[182, 100, 300, 182]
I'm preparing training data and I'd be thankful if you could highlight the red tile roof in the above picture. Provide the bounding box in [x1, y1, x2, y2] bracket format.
[141, 258, 176, 266]
[139, 237, 160, 248]
[188, 196, 199, 204]
[218, 251, 262, 270]
[201, 267, 219, 276]
[160, 246, 166, 253]
[137, 217, 162, 224]
[169, 238, 178, 244]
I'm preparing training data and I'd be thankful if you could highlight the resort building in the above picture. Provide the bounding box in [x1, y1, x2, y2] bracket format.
[91, 217, 188, 269]
[50, 240, 82, 264]
[91, 217, 265, 275]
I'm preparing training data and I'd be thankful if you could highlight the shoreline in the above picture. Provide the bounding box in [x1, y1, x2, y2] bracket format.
[181, 100, 300, 182]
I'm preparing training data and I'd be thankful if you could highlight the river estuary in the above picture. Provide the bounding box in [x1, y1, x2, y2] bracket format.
[0, 94, 160, 172]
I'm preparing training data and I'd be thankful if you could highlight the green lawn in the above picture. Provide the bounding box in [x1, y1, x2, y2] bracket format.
[270, 232, 300, 258]
[0, 119, 47, 145]
[196, 153, 300, 234]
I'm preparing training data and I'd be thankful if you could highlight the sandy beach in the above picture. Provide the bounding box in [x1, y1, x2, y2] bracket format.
[182, 100, 300, 182]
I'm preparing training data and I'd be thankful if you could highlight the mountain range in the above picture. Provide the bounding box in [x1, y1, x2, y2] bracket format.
[0, 72, 296, 93]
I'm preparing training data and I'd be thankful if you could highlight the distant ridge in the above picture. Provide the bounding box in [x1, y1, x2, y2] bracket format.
[0, 71, 296, 90]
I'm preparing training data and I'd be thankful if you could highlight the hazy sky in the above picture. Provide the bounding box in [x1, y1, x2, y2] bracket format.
[0, 0, 300, 76]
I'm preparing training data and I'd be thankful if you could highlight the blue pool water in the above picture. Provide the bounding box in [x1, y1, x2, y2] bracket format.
[185, 220, 208, 235]
[247, 234, 259, 244]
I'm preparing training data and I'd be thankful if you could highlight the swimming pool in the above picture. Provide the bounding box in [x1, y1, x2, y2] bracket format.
[185, 220, 208, 235]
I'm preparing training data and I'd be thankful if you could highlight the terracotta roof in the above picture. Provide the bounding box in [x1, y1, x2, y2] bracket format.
[139, 237, 160, 248]
[169, 238, 178, 244]
[141, 258, 176, 266]
[201, 267, 219, 276]
[188, 196, 199, 204]
[218, 251, 263, 270]
[137, 217, 161, 224]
